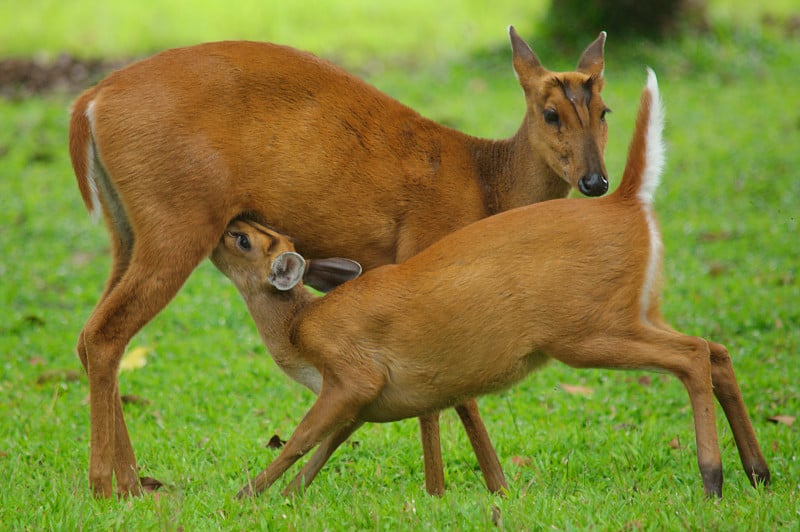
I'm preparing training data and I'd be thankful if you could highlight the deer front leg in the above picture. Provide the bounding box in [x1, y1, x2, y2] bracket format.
[455, 399, 508, 494]
[418, 402, 507, 495]
[418, 412, 445, 496]
[282, 420, 365, 496]
[238, 388, 370, 498]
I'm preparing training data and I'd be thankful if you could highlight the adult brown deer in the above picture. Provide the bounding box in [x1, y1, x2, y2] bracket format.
[69, 27, 611, 498]
[211, 69, 769, 498]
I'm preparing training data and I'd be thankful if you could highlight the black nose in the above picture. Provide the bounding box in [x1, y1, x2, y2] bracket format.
[578, 173, 608, 197]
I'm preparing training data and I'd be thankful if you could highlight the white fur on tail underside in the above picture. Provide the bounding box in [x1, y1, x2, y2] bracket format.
[637, 68, 665, 206]
[638, 68, 665, 321]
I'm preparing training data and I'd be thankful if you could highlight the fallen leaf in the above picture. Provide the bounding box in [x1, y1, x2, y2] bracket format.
[767, 415, 795, 427]
[22, 314, 46, 327]
[36, 369, 81, 384]
[698, 230, 733, 243]
[70, 251, 94, 267]
[140, 476, 164, 493]
[491, 505, 502, 528]
[561, 383, 594, 396]
[266, 434, 286, 449]
[624, 519, 644, 530]
[707, 262, 729, 277]
[511, 456, 531, 467]
[28, 356, 46, 366]
[119, 346, 149, 372]
[668, 436, 685, 450]
[150, 410, 165, 430]
[120, 394, 150, 406]
[637, 375, 652, 386]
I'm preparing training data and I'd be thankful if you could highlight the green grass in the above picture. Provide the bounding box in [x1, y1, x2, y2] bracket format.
[1, 1, 799, 530]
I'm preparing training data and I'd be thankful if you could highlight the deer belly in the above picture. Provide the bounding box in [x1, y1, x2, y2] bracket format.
[360, 350, 551, 423]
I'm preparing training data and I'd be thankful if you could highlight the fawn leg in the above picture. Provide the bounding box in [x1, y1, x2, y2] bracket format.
[238, 388, 369, 498]
[455, 400, 508, 493]
[707, 340, 770, 487]
[418, 412, 445, 495]
[561, 326, 723, 497]
[282, 420, 365, 496]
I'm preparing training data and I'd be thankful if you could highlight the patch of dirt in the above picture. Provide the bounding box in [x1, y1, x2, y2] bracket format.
[0, 53, 130, 99]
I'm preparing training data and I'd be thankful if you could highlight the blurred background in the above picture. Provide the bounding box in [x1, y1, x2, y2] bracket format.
[1, 0, 798, 96]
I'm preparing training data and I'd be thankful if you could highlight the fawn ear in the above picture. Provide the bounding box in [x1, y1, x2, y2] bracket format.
[577, 31, 606, 78]
[509, 25, 545, 83]
[268, 252, 307, 291]
[304, 258, 362, 293]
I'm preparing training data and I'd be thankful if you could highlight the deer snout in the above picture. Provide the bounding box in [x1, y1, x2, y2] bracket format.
[578, 172, 608, 197]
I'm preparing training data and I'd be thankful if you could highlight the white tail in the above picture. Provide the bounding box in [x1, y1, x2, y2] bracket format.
[638, 68, 665, 204]
[69, 29, 612, 498]
[211, 70, 769, 499]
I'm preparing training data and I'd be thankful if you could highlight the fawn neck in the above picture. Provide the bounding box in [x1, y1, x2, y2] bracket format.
[238, 285, 325, 393]
[241, 286, 312, 355]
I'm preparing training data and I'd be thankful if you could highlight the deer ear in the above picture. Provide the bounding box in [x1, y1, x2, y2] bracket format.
[509, 25, 544, 83]
[268, 252, 307, 291]
[577, 31, 606, 78]
[304, 258, 362, 293]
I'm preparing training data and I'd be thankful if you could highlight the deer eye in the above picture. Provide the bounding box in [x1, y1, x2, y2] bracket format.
[600, 107, 611, 123]
[543, 108, 560, 126]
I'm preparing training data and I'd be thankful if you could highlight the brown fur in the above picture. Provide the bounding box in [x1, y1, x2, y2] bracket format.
[212, 73, 769, 498]
[69, 28, 610, 497]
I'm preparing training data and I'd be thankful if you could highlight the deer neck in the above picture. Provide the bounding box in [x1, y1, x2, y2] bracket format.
[471, 117, 571, 214]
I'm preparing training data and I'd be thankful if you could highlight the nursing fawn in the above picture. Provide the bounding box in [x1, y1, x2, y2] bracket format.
[212, 69, 769, 498]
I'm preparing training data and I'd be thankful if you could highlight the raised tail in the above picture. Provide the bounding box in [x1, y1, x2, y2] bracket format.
[68, 89, 101, 219]
[616, 68, 665, 205]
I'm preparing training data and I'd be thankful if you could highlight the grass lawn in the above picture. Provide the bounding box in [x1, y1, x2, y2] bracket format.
[1, 1, 798, 530]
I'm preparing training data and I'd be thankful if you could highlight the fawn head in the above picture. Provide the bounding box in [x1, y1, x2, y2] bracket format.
[211, 219, 362, 294]
[510, 26, 610, 197]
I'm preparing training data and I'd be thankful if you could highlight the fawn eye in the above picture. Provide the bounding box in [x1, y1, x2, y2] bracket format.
[234, 233, 251, 251]
[543, 108, 560, 126]
[600, 107, 611, 123]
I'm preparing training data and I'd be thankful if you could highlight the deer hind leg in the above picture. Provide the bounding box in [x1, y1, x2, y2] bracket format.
[81, 220, 222, 497]
[77, 207, 143, 496]
[706, 340, 770, 488]
[77, 202, 135, 373]
[560, 326, 723, 497]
